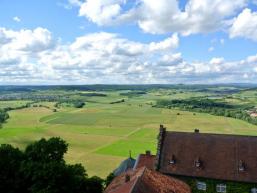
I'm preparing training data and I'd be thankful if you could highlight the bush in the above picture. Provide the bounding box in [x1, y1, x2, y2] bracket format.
[73, 101, 85, 108]
[105, 172, 115, 187]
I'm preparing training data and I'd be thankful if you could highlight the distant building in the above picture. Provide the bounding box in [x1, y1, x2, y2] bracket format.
[250, 113, 257, 118]
[156, 125, 257, 193]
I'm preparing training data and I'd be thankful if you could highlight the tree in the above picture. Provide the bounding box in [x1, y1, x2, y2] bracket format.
[0, 137, 103, 193]
[0, 144, 24, 193]
[85, 176, 104, 193]
[105, 172, 115, 187]
[24, 137, 68, 163]
[0, 109, 9, 127]
[73, 101, 85, 108]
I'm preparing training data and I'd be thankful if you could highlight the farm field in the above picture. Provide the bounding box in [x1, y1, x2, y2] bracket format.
[1, 88, 257, 177]
[0, 100, 32, 109]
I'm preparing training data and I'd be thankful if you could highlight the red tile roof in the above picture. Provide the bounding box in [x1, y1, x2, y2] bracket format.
[157, 130, 257, 183]
[250, 113, 257, 117]
[104, 167, 191, 193]
[134, 154, 156, 170]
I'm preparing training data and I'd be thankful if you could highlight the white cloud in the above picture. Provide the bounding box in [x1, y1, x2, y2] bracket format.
[149, 34, 179, 52]
[0, 27, 55, 52]
[229, 8, 257, 41]
[210, 57, 225, 65]
[208, 47, 214, 52]
[13, 16, 21, 22]
[246, 54, 257, 63]
[79, 0, 126, 26]
[76, 0, 247, 35]
[1, 27, 257, 84]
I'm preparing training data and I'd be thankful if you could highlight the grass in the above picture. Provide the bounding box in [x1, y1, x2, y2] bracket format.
[1, 91, 257, 177]
[0, 100, 32, 109]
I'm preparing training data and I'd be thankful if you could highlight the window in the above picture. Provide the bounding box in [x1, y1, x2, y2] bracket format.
[251, 188, 257, 193]
[169, 154, 176, 164]
[238, 160, 245, 172]
[195, 158, 202, 168]
[216, 184, 226, 193]
[197, 181, 206, 191]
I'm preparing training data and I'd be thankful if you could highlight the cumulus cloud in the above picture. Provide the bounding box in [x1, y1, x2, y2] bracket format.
[1, 27, 257, 84]
[0, 27, 55, 52]
[149, 34, 179, 52]
[79, 0, 126, 26]
[76, 0, 247, 35]
[13, 16, 21, 22]
[0, 27, 57, 84]
[229, 8, 257, 41]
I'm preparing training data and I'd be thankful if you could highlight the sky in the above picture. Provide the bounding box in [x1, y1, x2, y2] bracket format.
[0, 0, 257, 85]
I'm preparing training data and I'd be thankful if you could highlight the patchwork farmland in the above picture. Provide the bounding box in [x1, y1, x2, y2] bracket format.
[1, 86, 257, 177]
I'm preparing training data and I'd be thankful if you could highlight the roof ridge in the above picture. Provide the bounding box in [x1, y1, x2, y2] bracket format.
[133, 154, 140, 170]
[166, 131, 257, 138]
[130, 167, 147, 193]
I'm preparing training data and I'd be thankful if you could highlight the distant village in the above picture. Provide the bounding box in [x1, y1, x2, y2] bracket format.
[247, 108, 257, 118]
[105, 125, 257, 193]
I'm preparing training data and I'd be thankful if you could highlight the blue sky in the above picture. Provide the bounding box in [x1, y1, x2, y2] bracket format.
[0, 0, 257, 84]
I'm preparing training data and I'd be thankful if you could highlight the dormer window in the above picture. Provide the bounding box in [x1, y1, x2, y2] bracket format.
[195, 158, 202, 168]
[169, 154, 176, 164]
[238, 160, 245, 172]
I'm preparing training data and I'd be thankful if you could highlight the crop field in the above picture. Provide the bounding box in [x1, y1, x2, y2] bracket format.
[1, 89, 257, 177]
[0, 100, 32, 109]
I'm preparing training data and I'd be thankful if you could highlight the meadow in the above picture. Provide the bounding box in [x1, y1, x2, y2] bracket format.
[0, 86, 257, 177]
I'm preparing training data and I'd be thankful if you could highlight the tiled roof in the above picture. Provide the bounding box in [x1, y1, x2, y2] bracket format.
[105, 167, 191, 193]
[134, 154, 156, 170]
[158, 130, 257, 183]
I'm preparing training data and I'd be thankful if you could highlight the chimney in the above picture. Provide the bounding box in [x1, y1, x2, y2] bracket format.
[125, 174, 130, 182]
[194, 129, 200, 133]
[159, 124, 166, 133]
[145, 150, 151, 156]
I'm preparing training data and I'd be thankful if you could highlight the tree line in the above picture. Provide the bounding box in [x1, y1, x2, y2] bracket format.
[0, 109, 9, 127]
[0, 102, 38, 128]
[54, 100, 85, 108]
[155, 99, 257, 125]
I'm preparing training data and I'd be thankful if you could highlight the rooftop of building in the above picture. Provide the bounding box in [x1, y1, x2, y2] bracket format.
[157, 127, 257, 183]
[134, 151, 156, 170]
[105, 167, 191, 193]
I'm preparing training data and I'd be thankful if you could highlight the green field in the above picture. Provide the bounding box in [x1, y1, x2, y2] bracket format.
[1, 92, 257, 177]
[0, 100, 32, 109]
